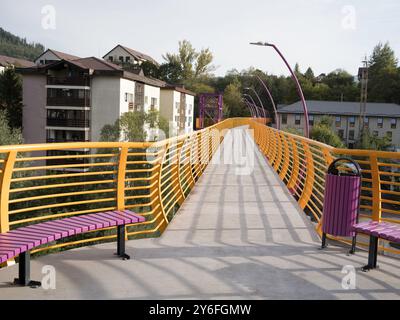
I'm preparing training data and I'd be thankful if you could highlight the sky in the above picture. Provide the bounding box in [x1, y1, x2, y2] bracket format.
[1, 0, 399, 76]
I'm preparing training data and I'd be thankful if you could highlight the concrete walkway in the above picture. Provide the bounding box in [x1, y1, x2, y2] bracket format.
[0, 127, 399, 299]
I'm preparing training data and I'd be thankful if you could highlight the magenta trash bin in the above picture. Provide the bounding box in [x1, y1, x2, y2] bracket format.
[321, 158, 362, 253]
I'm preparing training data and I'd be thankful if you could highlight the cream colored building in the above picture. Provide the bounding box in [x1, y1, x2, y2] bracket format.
[278, 100, 400, 150]
[103, 44, 159, 66]
[160, 86, 196, 136]
[19, 57, 165, 147]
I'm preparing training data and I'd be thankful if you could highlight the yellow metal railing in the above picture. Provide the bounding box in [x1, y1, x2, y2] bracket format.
[0, 119, 254, 255]
[249, 120, 400, 255]
[0, 117, 399, 258]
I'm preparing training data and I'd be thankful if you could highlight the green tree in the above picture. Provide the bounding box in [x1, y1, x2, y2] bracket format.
[358, 128, 392, 151]
[158, 61, 183, 84]
[0, 110, 22, 146]
[0, 68, 23, 129]
[162, 40, 215, 85]
[100, 110, 170, 142]
[368, 42, 400, 103]
[223, 79, 247, 117]
[310, 116, 345, 148]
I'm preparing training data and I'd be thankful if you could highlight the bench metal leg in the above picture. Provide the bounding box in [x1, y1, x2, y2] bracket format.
[14, 251, 41, 288]
[362, 235, 378, 272]
[349, 234, 357, 255]
[117, 225, 130, 260]
[320, 232, 327, 249]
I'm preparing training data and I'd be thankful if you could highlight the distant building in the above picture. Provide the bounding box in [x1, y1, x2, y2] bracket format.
[102, 44, 159, 66]
[34, 49, 80, 65]
[160, 85, 195, 136]
[0, 55, 34, 73]
[278, 100, 400, 150]
[19, 57, 165, 149]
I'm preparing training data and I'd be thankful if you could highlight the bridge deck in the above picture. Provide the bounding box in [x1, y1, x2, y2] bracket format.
[0, 128, 399, 299]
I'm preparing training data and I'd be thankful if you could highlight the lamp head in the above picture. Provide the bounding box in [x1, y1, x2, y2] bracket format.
[250, 41, 273, 47]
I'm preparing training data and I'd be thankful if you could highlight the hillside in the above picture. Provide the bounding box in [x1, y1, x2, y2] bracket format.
[0, 27, 45, 61]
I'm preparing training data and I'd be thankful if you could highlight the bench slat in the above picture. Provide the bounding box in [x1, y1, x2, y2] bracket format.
[353, 221, 400, 243]
[0, 210, 143, 264]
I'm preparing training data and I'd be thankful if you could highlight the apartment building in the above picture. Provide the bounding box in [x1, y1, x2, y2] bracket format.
[18, 56, 166, 170]
[34, 49, 80, 65]
[160, 85, 196, 136]
[103, 44, 159, 66]
[278, 100, 400, 150]
[0, 54, 34, 73]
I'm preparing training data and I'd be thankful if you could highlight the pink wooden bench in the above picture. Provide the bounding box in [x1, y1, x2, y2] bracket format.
[353, 221, 400, 271]
[0, 210, 145, 287]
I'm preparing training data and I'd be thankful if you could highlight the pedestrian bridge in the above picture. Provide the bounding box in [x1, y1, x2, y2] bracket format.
[0, 119, 399, 299]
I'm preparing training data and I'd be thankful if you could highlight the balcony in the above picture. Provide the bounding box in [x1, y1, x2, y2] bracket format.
[47, 76, 90, 86]
[46, 118, 90, 128]
[46, 138, 89, 143]
[0, 118, 399, 299]
[47, 96, 91, 107]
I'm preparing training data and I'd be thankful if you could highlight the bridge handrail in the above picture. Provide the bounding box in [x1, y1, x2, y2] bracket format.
[0, 117, 399, 257]
[249, 120, 400, 255]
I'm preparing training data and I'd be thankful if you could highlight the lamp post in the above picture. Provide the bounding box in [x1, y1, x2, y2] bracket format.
[255, 75, 279, 130]
[244, 87, 267, 119]
[243, 94, 261, 118]
[242, 98, 256, 118]
[250, 41, 310, 138]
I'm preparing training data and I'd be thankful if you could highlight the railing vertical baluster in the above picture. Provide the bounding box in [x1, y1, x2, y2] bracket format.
[287, 136, 300, 191]
[279, 133, 290, 181]
[370, 153, 382, 222]
[173, 139, 185, 206]
[117, 146, 128, 211]
[0, 151, 17, 234]
[158, 142, 170, 226]
[299, 142, 315, 210]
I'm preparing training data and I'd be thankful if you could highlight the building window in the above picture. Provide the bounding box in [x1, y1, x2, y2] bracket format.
[281, 114, 287, 125]
[109, 56, 113, 62]
[338, 130, 344, 139]
[335, 116, 341, 127]
[125, 56, 130, 62]
[377, 118, 383, 128]
[119, 56, 124, 62]
[309, 115, 314, 126]
[373, 131, 379, 137]
[151, 97, 157, 107]
[295, 114, 301, 125]
[188, 104, 192, 114]
[349, 130, 355, 140]
[364, 117, 369, 127]
[390, 118, 397, 129]
[349, 117, 355, 128]
[387, 131, 392, 142]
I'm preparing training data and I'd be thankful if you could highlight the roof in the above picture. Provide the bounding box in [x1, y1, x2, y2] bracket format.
[161, 84, 196, 96]
[0, 55, 35, 68]
[278, 100, 400, 117]
[35, 49, 80, 62]
[17, 57, 165, 88]
[103, 44, 159, 66]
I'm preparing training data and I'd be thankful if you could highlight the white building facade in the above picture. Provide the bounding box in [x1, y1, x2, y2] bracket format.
[160, 86, 195, 136]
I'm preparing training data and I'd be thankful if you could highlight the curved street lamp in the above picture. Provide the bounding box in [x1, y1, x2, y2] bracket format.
[243, 94, 261, 118]
[244, 87, 267, 119]
[242, 97, 256, 118]
[250, 41, 310, 138]
[255, 75, 279, 130]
